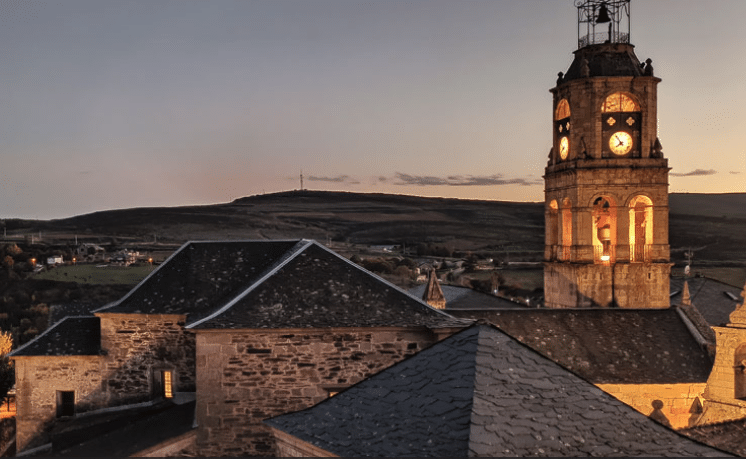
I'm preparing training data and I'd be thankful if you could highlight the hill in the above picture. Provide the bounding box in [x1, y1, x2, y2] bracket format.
[2, 190, 745, 264]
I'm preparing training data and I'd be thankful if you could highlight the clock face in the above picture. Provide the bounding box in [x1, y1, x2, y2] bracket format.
[609, 131, 633, 156]
[559, 136, 569, 160]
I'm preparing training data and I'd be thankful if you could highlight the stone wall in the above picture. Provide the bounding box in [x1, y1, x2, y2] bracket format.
[14, 355, 105, 451]
[544, 262, 670, 308]
[596, 383, 706, 429]
[271, 428, 336, 457]
[699, 324, 746, 424]
[97, 313, 195, 406]
[194, 328, 439, 457]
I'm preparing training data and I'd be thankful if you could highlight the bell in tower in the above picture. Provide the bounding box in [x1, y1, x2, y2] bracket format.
[543, 0, 671, 309]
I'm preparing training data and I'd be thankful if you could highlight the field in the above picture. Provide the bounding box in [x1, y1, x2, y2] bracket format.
[3, 189, 744, 273]
[33, 264, 157, 285]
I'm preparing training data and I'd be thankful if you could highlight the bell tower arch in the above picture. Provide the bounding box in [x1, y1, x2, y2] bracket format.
[543, 0, 670, 309]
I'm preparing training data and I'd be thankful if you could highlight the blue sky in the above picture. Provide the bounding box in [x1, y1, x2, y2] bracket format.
[2, 0, 744, 219]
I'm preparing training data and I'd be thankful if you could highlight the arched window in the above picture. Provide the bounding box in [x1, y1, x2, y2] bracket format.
[592, 196, 617, 264]
[629, 195, 653, 262]
[601, 92, 639, 112]
[734, 344, 746, 400]
[548, 200, 559, 259]
[560, 198, 572, 260]
[555, 99, 571, 120]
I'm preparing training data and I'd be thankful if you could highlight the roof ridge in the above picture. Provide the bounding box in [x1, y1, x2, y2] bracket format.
[310, 241, 458, 320]
[186, 240, 313, 328]
[93, 240, 193, 313]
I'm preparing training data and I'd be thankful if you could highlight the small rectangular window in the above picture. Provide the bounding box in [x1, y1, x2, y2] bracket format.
[56, 391, 75, 417]
[163, 371, 173, 399]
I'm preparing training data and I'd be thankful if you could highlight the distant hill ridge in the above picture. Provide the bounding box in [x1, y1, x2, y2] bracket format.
[3, 190, 745, 262]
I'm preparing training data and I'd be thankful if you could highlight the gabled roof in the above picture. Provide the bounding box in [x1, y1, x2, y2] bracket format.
[671, 277, 742, 326]
[96, 239, 304, 322]
[189, 242, 468, 329]
[97, 239, 467, 330]
[10, 316, 101, 357]
[448, 308, 712, 384]
[266, 324, 727, 457]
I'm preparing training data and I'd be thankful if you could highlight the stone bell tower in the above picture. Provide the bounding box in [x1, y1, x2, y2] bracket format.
[543, 0, 670, 309]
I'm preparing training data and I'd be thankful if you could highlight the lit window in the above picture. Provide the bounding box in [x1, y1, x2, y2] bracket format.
[555, 99, 571, 120]
[601, 92, 639, 112]
[163, 371, 173, 398]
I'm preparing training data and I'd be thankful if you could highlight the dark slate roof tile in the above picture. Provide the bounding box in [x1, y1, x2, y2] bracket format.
[267, 324, 728, 457]
[97, 239, 304, 322]
[449, 308, 712, 384]
[671, 277, 742, 326]
[10, 316, 101, 357]
[190, 242, 470, 329]
[408, 284, 527, 310]
[97, 239, 470, 330]
[681, 418, 746, 456]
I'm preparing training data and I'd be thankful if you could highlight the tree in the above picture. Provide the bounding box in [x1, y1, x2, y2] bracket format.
[0, 331, 13, 403]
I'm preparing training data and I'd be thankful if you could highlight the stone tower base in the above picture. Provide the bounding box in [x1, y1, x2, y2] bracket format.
[544, 262, 671, 308]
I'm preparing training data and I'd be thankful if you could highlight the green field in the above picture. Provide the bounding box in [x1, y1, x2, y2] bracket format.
[33, 264, 157, 285]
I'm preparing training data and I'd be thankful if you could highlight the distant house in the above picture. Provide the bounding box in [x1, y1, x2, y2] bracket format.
[10, 239, 468, 455]
[46, 256, 63, 266]
[108, 249, 139, 266]
[75, 243, 105, 262]
[266, 324, 728, 457]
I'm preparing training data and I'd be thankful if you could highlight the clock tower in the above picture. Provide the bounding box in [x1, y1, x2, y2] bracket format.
[544, 0, 670, 308]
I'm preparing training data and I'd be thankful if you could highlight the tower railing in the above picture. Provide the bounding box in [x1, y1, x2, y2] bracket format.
[593, 245, 615, 265]
[578, 32, 630, 48]
[629, 244, 651, 263]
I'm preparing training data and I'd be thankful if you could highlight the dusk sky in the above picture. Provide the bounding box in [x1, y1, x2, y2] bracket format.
[2, 0, 745, 219]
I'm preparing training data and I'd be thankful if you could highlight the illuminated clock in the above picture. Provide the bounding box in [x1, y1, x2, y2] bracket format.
[609, 131, 633, 156]
[559, 136, 569, 160]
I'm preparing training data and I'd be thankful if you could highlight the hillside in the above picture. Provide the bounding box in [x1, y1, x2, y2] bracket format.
[2, 190, 745, 264]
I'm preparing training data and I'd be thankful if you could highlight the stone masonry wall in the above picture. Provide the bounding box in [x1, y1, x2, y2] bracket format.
[195, 328, 439, 457]
[699, 325, 746, 424]
[14, 356, 105, 451]
[596, 383, 706, 430]
[97, 313, 195, 406]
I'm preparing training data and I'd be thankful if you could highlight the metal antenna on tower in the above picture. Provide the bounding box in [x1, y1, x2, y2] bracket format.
[300, 170, 304, 191]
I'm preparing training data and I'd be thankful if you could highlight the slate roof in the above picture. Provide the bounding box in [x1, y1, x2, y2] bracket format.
[681, 418, 746, 457]
[562, 43, 646, 82]
[10, 316, 101, 357]
[409, 284, 528, 310]
[266, 324, 727, 457]
[96, 239, 468, 330]
[189, 242, 468, 329]
[97, 239, 303, 322]
[671, 277, 743, 326]
[448, 308, 712, 384]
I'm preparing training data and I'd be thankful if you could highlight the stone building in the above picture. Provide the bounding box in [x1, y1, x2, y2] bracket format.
[266, 324, 728, 457]
[543, 0, 670, 308]
[10, 239, 468, 455]
[449, 308, 713, 429]
[698, 282, 746, 424]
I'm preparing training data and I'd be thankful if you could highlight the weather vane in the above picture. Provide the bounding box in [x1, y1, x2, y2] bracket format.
[574, 0, 631, 49]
